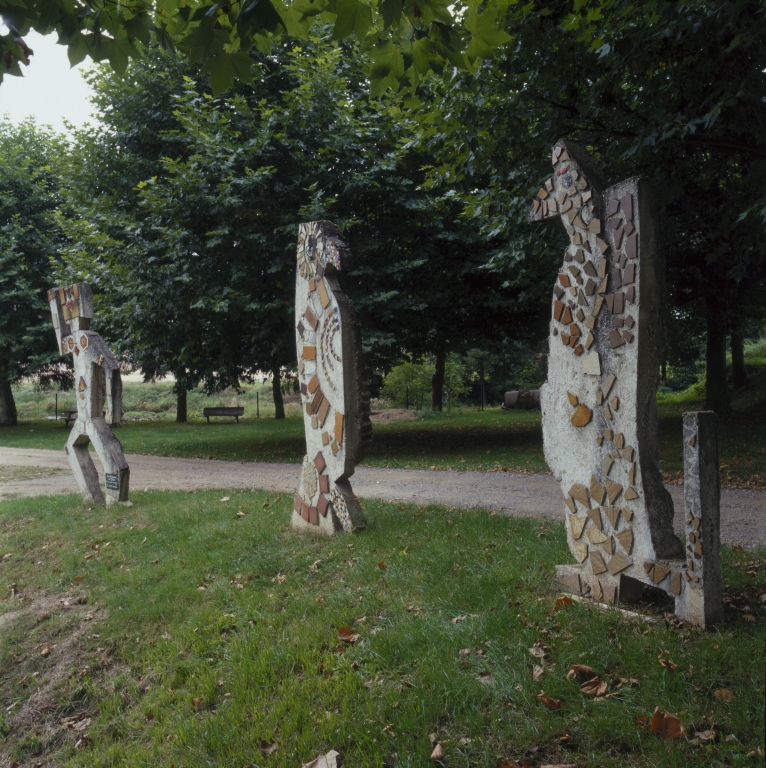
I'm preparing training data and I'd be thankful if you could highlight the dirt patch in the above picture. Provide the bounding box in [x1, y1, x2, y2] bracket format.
[0, 467, 66, 485]
[369, 409, 419, 424]
[0, 592, 119, 767]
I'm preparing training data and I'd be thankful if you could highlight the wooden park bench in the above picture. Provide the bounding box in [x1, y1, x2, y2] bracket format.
[203, 406, 245, 423]
[62, 409, 78, 427]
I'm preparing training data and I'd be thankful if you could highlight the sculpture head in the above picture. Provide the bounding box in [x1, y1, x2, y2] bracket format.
[297, 221, 350, 279]
[48, 282, 95, 354]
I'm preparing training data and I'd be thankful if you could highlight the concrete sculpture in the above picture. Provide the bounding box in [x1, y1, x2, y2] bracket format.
[531, 141, 722, 627]
[292, 221, 372, 534]
[48, 282, 130, 506]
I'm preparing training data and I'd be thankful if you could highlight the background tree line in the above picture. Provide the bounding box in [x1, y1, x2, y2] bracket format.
[1, 0, 764, 425]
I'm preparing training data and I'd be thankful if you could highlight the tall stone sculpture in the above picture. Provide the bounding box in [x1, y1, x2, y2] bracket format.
[48, 282, 131, 506]
[531, 141, 722, 627]
[292, 221, 372, 534]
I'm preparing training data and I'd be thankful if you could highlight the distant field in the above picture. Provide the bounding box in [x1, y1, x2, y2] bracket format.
[2, 349, 765, 488]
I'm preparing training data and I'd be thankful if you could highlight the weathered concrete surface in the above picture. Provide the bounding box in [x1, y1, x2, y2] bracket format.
[1, 447, 763, 547]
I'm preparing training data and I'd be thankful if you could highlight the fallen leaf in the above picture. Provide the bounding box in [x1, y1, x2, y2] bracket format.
[478, 672, 494, 684]
[316, 595, 324, 603]
[236, 511, 246, 517]
[658, 656, 678, 672]
[259, 740, 279, 754]
[458, 648, 470, 656]
[650, 707, 685, 740]
[309, 560, 321, 572]
[428, 733, 438, 745]
[302, 750, 340, 768]
[531, 664, 545, 681]
[451, 614, 467, 624]
[636, 714, 649, 727]
[713, 688, 734, 702]
[338, 626, 361, 643]
[398, 506, 407, 511]
[430, 743, 444, 760]
[580, 676, 608, 696]
[272, 573, 287, 584]
[695, 729, 718, 744]
[566, 664, 595, 680]
[378, 561, 387, 569]
[540, 764, 577, 768]
[192, 697, 203, 709]
[220, 496, 230, 502]
[528, 639, 550, 661]
[554, 595, 573, 610]
[537, 690, 562, 710]
[499, 761, 521, 768]
[40, 646, 51, 657]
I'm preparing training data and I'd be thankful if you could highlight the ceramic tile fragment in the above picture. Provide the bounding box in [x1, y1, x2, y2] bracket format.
[651, 565, 670, 584]
[589, 476, 606, 506]
[621, 445, 634, 462]
[582, 350, 600, 375]
[604, 403, 613, 419]
[609, 329, 625, 348]
[607, 199, 619, 216]
[671, 571, 682, 595]
[573, 541, 588, 563]
[584, 332, 595, 350]
[590, 550, 608, 574]
[568, 483, 590, 506]
[616, 528, 633, 554]
[561, 306, 573, 324]
[576, 308, 585, 322]
[625, 234, 637, 260]
[622, 263, 635, 285]
[319, 474, 330, 493]
[605, 479, 622, 504]
[607, 552, 631, 576]
[596, 436, 604, 446]
[553, 300, 565, 322]
[302, 345, 317, 360]
[604, 506, 621, 528]
[620, 194, 633, 221]
[628, 463, 636, 485]
[602, 456, 614, 476]
[565, 497, 577, 513]
[334, 412, 344, 443]
[614, 433, 625, 449]
[603, 428, 614, 440]
[571, 403, 593, 427]
[586, 509, 603, 534]
[597, 238, 609, 255]
[609, 396, 619, 411]
[621, 507, 634, 521]
[569, 515, 588, 540]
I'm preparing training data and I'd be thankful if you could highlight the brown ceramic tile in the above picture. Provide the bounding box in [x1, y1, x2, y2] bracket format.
[308, 278, 316, 292]
[624, 486, 638, 500]
[314, 451, 327, 474]
[545, 178, 554, 192]
[624, 221, 634, 237]
[319, 474, 330, 493]
[302, 345, 317, 360]
[317, 494, 329, 517]
[558, 273, 571, 288]
[607, 552, 631, 576]
[553, 286, 564, 300]
[583, 260, 597, 277]
[533, 199, 541, 216]
[584, 279, 597, 297]
[596, 436, 604, 446]
[606, 479, 622, 504]
[616, 528, 633, 555]
[553, 300, 565, 322]
[585, 315, 596, 329]
[626, 286, 635, 303]
[321, 431, 330, 446]
[621, 446, 634, 462]
[317, 279, 331, 309]
[561, 333, 570, 345]
[624, 315, 635, 329]
[613, 292, 625, 313]
[308, 374, 320, 393]
[572, 232, 582, 246]
[625, 234, 637, 260]
[604, 428, 614, 441]
[671, 571, 682, 595]
[541, 200, 548, 217]
[559, 151, 570, 162]
[604, 506, 621, 529]
[537, 187, 549, 199]
[614, 433, 625, 449]
[561, 306, 573, 324]
[623, 264, 635, 285]
[605, 294, 615, 314]
[609, 218, 622, 231]
[310, 388, 324, 415]
[568, 265, 581, 279]
[597, 238, 609, 255]
[588, 218, 601, 234]
[569, 335, 577, 348]
[335, 412, 344, 444]
[569, 515, 587, 540]
[597, 277, 608, 295]
[311, 415, 319, 429]
[571, 403, 592, 426]
[602, 456, 614, 476]
[622, 507, 634, 521]
[300, 382, 308, 396]
[552, 328, 558, 336]
[611, 268, 622, 290]
[596, 391, 603, 405]
[604, 403, 613, 419]
[590, 476, 606, 506]
[614, 317, 624, 328]
[585, 332, 595, 350]
[301, 501, 310, 521]
[569, 323, 580, 337]
[572, 215, 585, 229]
[582, 190, 592, 203]
[574, 344, 584, 355]
[548, 199, 558, 214]
[590, 550, 608, 575]
[297, 320, 305, 337]
[565, 497, 577, 513]
[651, 565, 670, 584]
[308, 506, 319, 525]
[568, 483, 590, 506]
[577, 291, 587, 307]
[587, 506, 603, 531]
[613, 228, 624, 251]
[317, 397, 331, 427]
[601, 373, 616, 397]
[294, 494, 302, 513]
[622, 330, 634, 343]
[607, 199, 620, 216]
[567, 391, 579, 406]
[573, 248, 585, 264]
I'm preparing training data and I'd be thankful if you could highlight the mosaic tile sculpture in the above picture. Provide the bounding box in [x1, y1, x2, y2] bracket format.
[531, 141, 722, 627]
[48, 282, 131, 506]
[292, 221, 372, 534]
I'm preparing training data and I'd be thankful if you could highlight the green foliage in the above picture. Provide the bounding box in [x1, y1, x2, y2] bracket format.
[381, 353, 469, 409]
[0, 118, 71, 423]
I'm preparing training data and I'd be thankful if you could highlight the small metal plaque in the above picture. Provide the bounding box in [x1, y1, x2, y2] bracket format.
[105, 473, 119, 491]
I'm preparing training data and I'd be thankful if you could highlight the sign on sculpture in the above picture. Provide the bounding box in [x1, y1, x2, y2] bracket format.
[48, 282, 131, 506]
[532, 141, 722, 627]
[292, 221, 372, 534]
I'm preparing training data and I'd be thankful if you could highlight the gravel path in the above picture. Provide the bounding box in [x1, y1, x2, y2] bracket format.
[1, 447, 763, 547]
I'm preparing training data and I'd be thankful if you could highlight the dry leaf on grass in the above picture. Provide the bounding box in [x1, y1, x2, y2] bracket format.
[537, 690, 562, 710]
[478, 672, 494, 684]
[636, 714, 649, 727]
[580, 676, 608, 696]
[309, 560, 321, 572]
[531, 664, 545, 680]
[192, 697, 203, 709]
[714, 688, 734, 702]
[566, 664, 595, 680]
[378, 561, 387, 569]
[302, 750, 340, 768]
[540, 764, 577, 768]
[528, 639, 550, 661]
[220, 496, 230, 502]
[272, 573, 287, 584]
[259, 740, 279, 754]
[430, 743, 444, 760]
[338, 626, 361, 643]
[554, 595, 573, 610]
[650, 707, 686, 740]
[658, 655, 678, 672]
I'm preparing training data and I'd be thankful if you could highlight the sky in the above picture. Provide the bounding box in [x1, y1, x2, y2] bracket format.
[0, 30, 96, 134]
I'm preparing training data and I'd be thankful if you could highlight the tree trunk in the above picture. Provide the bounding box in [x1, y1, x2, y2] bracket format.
[175, 368, 188, 423]
[431, 349, 445, 412]
[176, 388, 187, 423]
[731, 331, 748, 389]
[479, 359, 486, 410]
[272, 366, 285, 420]
[704, 310, 732, 415]
[0, 363, 17, 426]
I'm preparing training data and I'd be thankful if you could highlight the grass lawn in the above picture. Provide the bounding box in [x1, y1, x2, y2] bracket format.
[0, 492, 764, 767]
[1, 392, 764, 490]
